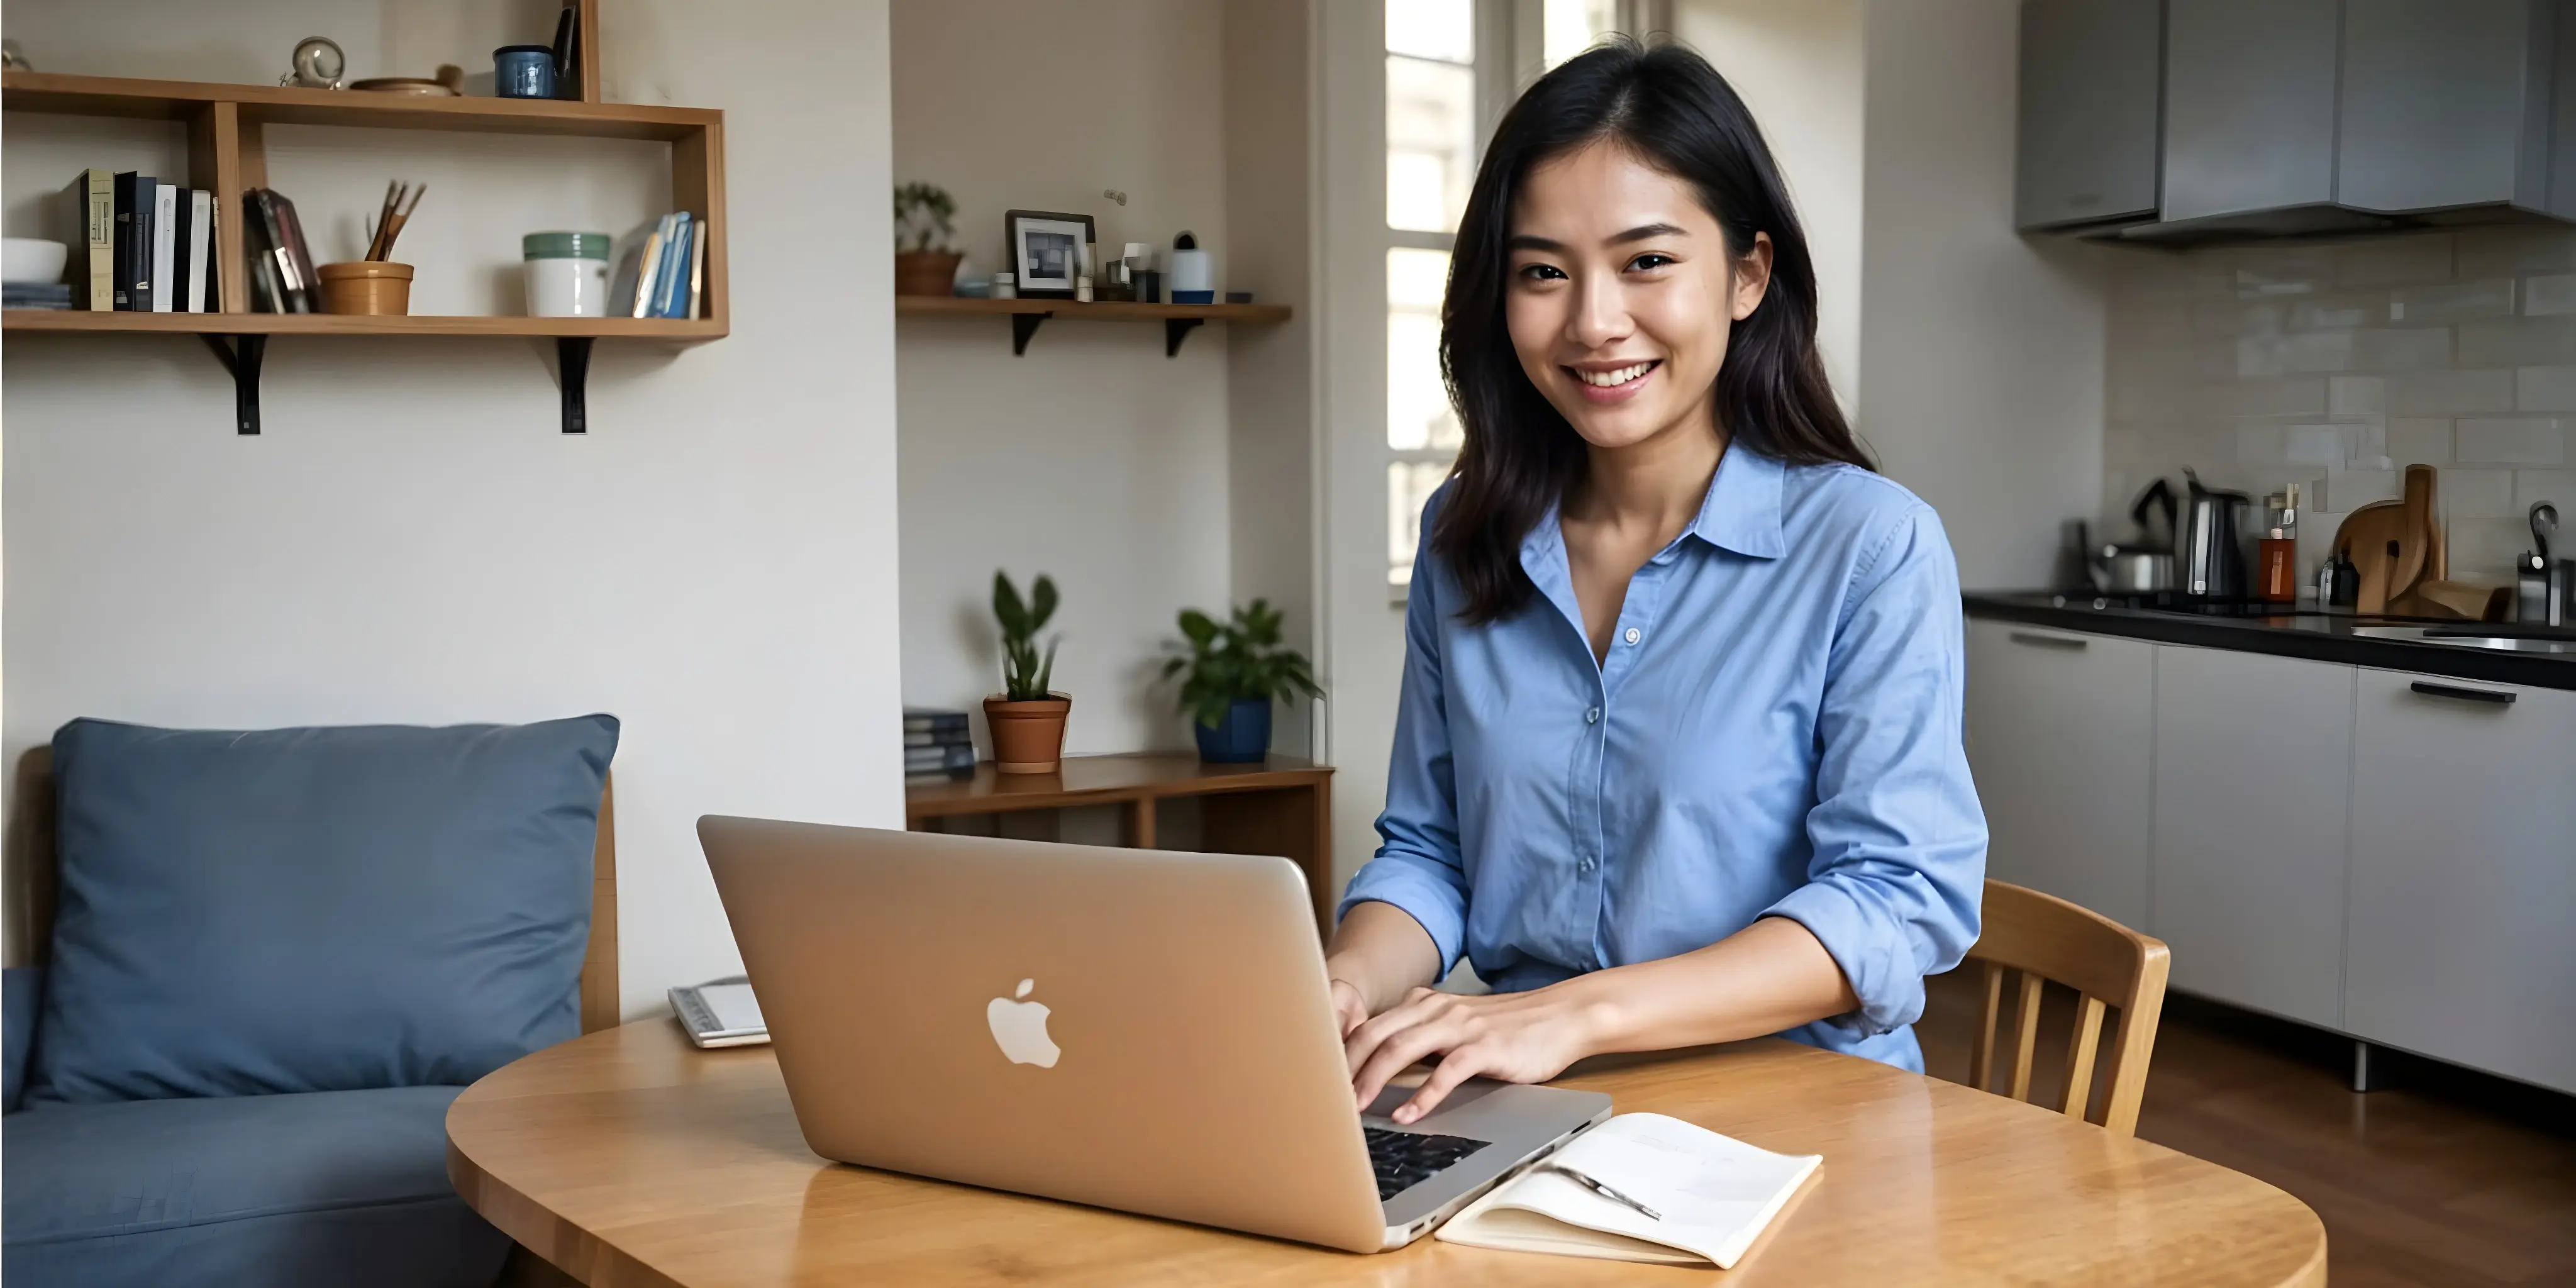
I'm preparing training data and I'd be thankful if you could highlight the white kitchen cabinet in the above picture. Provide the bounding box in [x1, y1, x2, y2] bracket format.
[1964, 620, 2155, 930]
[2345, 670, 2576, 1095]
[2150, 645, 2355, 1029]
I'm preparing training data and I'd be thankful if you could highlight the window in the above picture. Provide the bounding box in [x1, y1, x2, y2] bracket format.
[1382, 0, 1477, 591]
[1542, 0, 1624, 67]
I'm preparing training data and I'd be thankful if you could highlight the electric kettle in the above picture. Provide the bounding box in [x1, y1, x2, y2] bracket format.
[2180, 469, 2251, 599]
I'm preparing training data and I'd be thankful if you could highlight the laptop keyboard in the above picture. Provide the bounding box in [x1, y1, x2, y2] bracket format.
[1363, 1125, 1489, 1201]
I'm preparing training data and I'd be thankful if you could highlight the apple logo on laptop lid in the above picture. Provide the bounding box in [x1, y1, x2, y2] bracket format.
[987, 978, 1060, 1068]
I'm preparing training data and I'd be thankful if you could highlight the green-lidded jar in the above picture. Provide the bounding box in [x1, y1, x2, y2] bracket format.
[522, 230, 612, 317]
[522, 231, 611, 261]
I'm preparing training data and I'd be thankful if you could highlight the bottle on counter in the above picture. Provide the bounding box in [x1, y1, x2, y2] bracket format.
[2259, 484, 2300, 603]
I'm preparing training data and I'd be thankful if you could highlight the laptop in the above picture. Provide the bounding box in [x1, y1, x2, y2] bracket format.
[698, 816, 1611, 1253]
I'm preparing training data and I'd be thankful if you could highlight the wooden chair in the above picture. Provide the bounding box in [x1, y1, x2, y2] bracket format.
[1962, 879, 2170, 1136]
[4, 747, 620, 1034]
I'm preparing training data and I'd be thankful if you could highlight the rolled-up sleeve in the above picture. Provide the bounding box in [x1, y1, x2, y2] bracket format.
[1763, 503, 1987, 1036]
[1336, 504, 1471, 977]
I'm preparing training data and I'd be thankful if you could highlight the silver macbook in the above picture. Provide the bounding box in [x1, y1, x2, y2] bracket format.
[699, 816, 1610, 1252]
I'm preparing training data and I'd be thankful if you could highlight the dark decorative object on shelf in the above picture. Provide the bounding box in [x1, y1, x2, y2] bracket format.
[1161, 599, 1321, 763]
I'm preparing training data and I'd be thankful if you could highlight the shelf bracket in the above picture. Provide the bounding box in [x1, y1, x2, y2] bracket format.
[1164, 316, 1205, 357]
[1010, 310, 1052, 356]
[199, 334, 265, 435]
[556, 337, 593, 433]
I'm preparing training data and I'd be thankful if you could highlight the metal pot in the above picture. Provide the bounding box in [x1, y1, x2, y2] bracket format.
[2091, 547, 2174, 594]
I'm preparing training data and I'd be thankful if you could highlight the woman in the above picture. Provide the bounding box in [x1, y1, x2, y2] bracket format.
[1330, 41, 1985, 1126]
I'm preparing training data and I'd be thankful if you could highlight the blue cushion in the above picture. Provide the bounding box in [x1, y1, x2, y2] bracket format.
[3, 1085, 512, 1287]
[30, 716, 618, 1103]
[4, 967, 40, 1113]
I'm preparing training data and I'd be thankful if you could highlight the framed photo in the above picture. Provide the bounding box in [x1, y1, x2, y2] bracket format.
[1005, 209, 1094, 299]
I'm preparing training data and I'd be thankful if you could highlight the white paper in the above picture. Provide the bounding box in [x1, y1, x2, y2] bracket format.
[1437, 1113, 1819, 1269]
[696, 982, 765, 1033]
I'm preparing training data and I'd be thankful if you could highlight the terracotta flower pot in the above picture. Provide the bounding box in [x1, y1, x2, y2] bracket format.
[985, 694, 1070, 775]
[894, 250, 962, 297]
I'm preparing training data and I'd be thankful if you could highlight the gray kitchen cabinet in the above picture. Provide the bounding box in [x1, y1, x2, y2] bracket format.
[1964, 621, 2155, 930]
[2150, 645, 2355, 1029]
[2161, 0, 2341, 223]
[2345, 671, 2576, 1096]
[2338, 0, 2550, 214]
[2016, 0, 2164, 230]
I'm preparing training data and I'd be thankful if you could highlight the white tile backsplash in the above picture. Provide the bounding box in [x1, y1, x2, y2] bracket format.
[2455, 418, 2567, 465]
[2105, 227, 2576, 579]
[2516, 469, 2574, 508]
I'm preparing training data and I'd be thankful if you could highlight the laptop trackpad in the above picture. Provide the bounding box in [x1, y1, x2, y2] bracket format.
[1363, 1075, 1506, 1122]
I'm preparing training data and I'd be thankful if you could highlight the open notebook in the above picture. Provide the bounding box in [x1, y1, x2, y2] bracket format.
[1436, 1113, 1819, 1269]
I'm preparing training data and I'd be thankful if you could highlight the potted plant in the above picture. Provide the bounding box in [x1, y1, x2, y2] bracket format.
[893, 181, 961, 297]
[1160, 599, 1322, 763]
[985, 570, 1069, 775]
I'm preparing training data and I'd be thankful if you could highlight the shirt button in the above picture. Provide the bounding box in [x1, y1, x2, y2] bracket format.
[1579, 858, 1597, 873]
[1623, 627, 1641, 645]
[1584, 707, 1601, 724]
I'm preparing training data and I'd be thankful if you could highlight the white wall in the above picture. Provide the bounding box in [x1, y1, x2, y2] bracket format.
[1857, 0, 2110, 589]
[891, 0, 1239, 756]
[0, 0, 904, 1014]
[1674, 0, 1865, 409]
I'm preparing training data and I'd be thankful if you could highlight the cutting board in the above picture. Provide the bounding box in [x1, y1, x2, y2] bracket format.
[2336, 465, 2446, 613]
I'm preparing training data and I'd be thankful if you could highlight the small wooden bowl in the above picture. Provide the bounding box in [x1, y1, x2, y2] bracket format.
[318, 261, 414, 315]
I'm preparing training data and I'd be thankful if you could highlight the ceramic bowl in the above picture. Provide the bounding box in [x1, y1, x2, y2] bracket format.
[2, 238, 68, 286]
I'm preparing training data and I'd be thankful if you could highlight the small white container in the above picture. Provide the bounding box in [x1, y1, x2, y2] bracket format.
[993, 272, 1018, 300]
[521, 231, 611, 318]
[1075, 275, 1093, 303]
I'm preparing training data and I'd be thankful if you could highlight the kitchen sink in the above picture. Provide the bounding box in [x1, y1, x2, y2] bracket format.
[2348, 625, 2576, 655]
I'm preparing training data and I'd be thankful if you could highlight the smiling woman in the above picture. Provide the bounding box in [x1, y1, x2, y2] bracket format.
[1325, 41, 1987, 1126]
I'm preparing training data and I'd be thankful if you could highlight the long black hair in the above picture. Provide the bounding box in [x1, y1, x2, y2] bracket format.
[1430, 40, 1871, 624]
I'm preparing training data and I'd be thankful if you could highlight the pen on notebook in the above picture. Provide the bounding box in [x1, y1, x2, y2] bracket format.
[1544, 1163, 1661, 1221]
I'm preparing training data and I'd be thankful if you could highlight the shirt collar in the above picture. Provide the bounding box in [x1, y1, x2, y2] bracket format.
[1685, 445, 1787, 560]
[1516, 443, 1789, 575]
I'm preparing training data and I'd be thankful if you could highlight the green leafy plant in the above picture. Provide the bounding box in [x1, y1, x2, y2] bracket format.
[893, 182, 957, 253]
[992, 570, 1062, 702]
[1159, 599, 1323, 730]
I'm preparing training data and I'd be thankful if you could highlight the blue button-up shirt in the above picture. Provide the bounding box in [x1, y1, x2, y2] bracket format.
[1340, 448, 1986, 1072]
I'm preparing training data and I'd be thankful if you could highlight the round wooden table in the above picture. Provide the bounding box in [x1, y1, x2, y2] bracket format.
[448, 1020, 2325, 1286]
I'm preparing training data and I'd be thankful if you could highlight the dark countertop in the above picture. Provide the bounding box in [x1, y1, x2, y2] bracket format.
[1965, 592, 2576, 692]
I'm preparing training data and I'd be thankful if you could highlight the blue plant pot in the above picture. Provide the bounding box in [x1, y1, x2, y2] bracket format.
[1194, 699, 1273, 763]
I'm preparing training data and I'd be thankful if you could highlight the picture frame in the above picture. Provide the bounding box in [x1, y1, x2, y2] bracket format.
[1004, 209, 1094, 300]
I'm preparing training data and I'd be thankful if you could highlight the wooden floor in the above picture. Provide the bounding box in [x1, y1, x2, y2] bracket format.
[1919, 969, 2576, 1287]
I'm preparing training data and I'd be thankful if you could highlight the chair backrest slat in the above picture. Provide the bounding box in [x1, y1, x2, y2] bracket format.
[1960, 879, 2171, 1136]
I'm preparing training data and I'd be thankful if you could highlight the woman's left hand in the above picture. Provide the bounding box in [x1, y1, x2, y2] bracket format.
[1345, 985, 1602, 1124]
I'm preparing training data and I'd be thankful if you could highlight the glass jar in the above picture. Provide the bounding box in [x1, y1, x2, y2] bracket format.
[523, 231, 611, 318]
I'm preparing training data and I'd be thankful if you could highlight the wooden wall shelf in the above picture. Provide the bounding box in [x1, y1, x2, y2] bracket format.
[896, 296, 1292, 357]
[1, 37, 726, 435]
[906, 752, 1336, 935]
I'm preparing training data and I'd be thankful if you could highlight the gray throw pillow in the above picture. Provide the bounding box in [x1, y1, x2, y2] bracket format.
[29, 715, 618, 1102]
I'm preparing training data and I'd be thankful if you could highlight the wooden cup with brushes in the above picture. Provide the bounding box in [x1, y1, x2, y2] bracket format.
[319, 181, 426, 315]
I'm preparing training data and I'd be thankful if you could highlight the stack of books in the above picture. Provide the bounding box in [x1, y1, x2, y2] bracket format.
[60, 168, 219, 313]
[609, 211, 706, 319]
[904, 707, 976, 780]
[4, 283, 72, 311]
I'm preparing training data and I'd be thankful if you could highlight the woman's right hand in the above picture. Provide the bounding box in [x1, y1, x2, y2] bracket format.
[1328, 977, 1371, 1038]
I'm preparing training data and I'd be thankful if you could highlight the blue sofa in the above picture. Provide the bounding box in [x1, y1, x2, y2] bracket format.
[3, 717, 618, 1287]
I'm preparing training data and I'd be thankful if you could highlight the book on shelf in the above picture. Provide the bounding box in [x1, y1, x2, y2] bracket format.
[245, 188, 317, 313]
[685, 213, 706, 319]
[902, 706, 972, 735]
[4, 284, 74, 311]
[150, 182, 177, 313]
[612, 216, 666, 319]
[652, 213, 693, 319]
[179, 189, 211, 313]
[902, 728, 974, 748]
[111, 172, 153, 311]
[905, 742, 978, 779]
[63, 169, 112, 311]
[1434, 1113, 1819, 1270]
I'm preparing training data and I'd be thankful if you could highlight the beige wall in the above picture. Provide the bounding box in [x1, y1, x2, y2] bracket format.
[891, 0, 1243, 756]
[1857, 0, 2111, 589]
[1674, 0, 1865, 411]
[0, 0, 904, 1010]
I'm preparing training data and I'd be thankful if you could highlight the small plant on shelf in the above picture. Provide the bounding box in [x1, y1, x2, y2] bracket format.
[984, 570, 1069, 775]
[1160, 599, 1321, 763]
[893, 181, 961, 297]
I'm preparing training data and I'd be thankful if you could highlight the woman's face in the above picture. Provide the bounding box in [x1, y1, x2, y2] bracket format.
[1503, 140, 1772, 453]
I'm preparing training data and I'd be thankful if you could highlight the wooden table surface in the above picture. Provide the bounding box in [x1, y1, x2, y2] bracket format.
[449, 1021, 2326, 1287]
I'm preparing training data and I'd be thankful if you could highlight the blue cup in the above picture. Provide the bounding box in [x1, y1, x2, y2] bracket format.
[494, 45, 557, 99]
